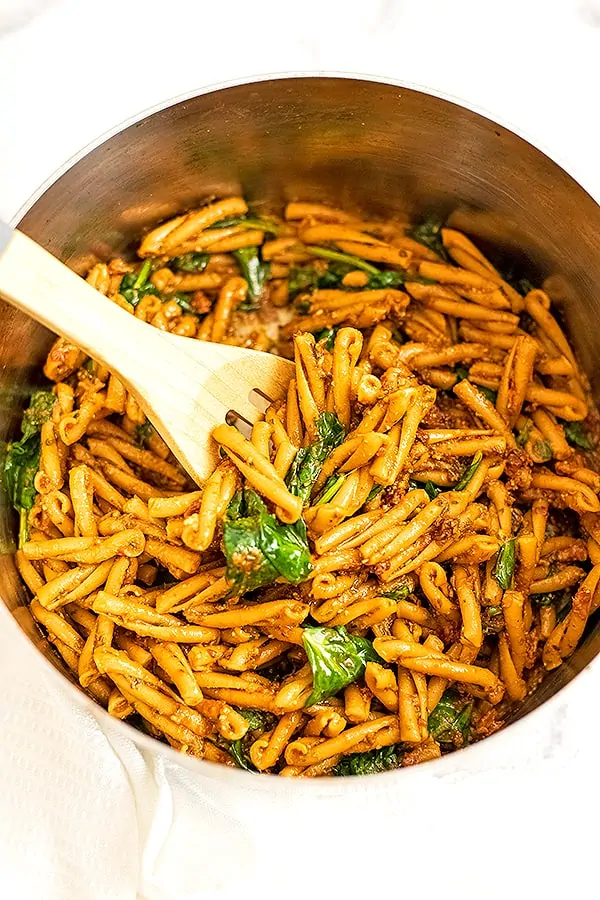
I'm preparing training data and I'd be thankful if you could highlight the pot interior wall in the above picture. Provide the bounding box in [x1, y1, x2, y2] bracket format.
[3, 76, 600, 723]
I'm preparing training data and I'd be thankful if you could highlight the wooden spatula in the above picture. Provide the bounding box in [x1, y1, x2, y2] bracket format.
[0, 222, 294, 482]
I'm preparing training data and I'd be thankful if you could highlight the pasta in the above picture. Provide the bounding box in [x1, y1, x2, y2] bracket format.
[6, 197, 600, 778]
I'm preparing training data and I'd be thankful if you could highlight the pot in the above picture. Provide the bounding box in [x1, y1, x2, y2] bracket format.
[3, 74, 599, 789]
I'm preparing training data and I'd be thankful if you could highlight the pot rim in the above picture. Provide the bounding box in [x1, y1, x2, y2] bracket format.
[4, 70, 598, 792]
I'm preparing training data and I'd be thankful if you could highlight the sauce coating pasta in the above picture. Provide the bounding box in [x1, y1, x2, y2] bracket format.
[8, 198, 600, 777]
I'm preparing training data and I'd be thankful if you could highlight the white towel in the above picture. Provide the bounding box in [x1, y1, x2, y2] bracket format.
[1, 611, 599, 900]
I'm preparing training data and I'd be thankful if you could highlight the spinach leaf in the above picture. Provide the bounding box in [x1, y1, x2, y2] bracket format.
[515, 419, 533, 447]
[535, 589, 572, 622]
[334, 744, 401, 776]
[288, 267, 319, 298]
[286, 412, 345, 504]
[423, 480, 442, 500]
[407, 217, 449, 261]
[4, 390, 55, 547]
[312, 326, 337, 350]
[482, 605, 504, 635]
[233, 247, 269, 305]
[428, 688, 472, 747]
[303, 625, 381, 705]
[380, 583, 411, 601]
[533, 439, 552, 462]
[210, 215, 280, 235]
[289, 260, 423, 300]
[454, 451, 483, 491]
[4, 437, 39, 548]
[316, 262, 353, 288]
[21, 391, 56, 440]
[479, 385, 498, 404]
[313, 473, 346, 506]
[365, 484, 384, 504]
[169, 252, 210, 273]
[409, 479, 442, 500]
[134, 420, 153, 448]
[223, 490, 311, 594]
[171, 293, 197, 315]
[454, 366, 497, 402]
[119, 265, 160, 307]
[305, 245, 380, 275]
[226, 708, 276, 772]
[564, 421, 594, 451]
[493, 539, 516, 590]
[365, 270, 407, 289]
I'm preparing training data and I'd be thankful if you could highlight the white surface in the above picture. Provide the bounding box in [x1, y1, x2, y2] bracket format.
[1, 1, 600, 897]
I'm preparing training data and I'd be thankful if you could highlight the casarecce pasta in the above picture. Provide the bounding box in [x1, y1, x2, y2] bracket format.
[6, 197, 600, 777]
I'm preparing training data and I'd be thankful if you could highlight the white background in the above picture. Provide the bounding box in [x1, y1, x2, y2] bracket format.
[1, 1, 600, 898]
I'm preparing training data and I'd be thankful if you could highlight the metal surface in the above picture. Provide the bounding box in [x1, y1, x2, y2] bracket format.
[0, 219, 13, 255]
[2, 74, 600, 787]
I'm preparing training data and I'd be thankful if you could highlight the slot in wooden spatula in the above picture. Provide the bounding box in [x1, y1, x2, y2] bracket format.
[0, 223, 294, 482]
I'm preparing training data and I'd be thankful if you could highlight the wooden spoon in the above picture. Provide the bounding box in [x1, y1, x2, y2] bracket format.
[0, 223, 294, 482]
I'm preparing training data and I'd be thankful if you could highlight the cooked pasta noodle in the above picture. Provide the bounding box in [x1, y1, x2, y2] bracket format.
[8, 196, 600, 777]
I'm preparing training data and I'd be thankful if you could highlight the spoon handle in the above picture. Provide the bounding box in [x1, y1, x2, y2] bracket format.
[0, 225, 164, 374]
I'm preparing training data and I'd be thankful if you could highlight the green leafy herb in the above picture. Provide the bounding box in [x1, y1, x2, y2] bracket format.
[410, 479, 442, 500]
[171, 293, 196, 315]
[223, 490, 311, 594]
[479, 385, 498, 404]
[312, 326, 337, 350]
[515, 419, 533, 447]
[233, 247, 269, 304]
[533, 439, 553, 462]
[305, 245, 380, 275]
[493, 539, 516, 590]
[316, 262, 353, 288]
[226, 708, 276, 772]
[428, 689, 473, 747]
[210, 215, 280, 235]
[535, 589, 572, 622]
[286, 412, 345, 504]
[288, 260, 429, 299]
[454, 367, 497, 403]
[365, 484, 384, 504]
[288, 267, 319, 298]
[134, 420, 153, 448]
[424, 480, 442, 500]
[564, 421, 594, 451]
[119, 269, 160, 307]
[454, 452, 483, 491]
[334, 744, 401, 776]
[169, 252, 210, 273]
[365, 270, 406, 289]
[380, 583, 411, 601]
[133, 259, 152, 289]
[4, 390, 55, 546]
[314, 474, 346, 506]
[302, 625, 381, 706]
[482, 605, 504, 635]
[21, 391, 56, 440]
[407, 217, 449, 261]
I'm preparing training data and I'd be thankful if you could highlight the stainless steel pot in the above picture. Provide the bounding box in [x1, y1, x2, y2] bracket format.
[3, 74, 599, 788]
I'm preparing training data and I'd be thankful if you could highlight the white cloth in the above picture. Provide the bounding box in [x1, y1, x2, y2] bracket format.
[2, 1, 600, 898]
[2, 618, 600, 900]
